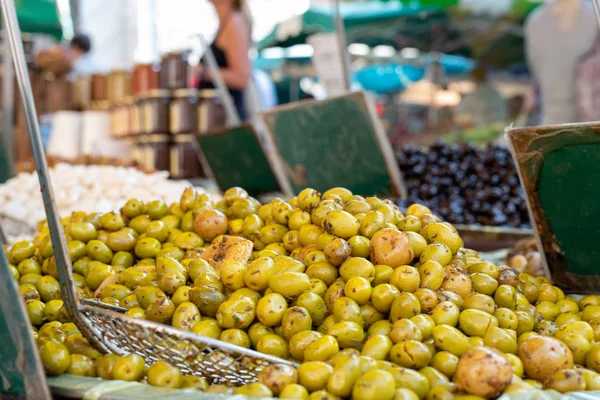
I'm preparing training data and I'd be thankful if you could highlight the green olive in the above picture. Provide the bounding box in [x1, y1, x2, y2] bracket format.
[324, 210, 360, 239]
[40, 341, 71, 375]
[112, 354, 146, 381]
[256, 333, 289, 359]
[244, 257, 277, 291]
[389, 319, 423, 344]
[332, 296, 363, 325]
[303, 335, 339, 362]
[216, 297, 255, 329]
[389, 292, 421, 322]
[430, 351, 459, 379]
[458, 309, 498, 337]
[469, 273, 498, 296]
[298, 361, 333, 392]
[270, 272, 311, 298]
[26, 299, 45, 325]
[342, 276, 372, 305]
[17, 259, 41, 276]
[68, 222, 98, 242]
[420, 243, 452, 266]
[122, 199, 146, 218]
[390, 340, 432, 369]
[129, 215, 152, 234]
[340, 257, 375, 282]
[347, 235, 371, 258]
[305, 262, 338, 286]
[145, 297, 176, 324]
[296, 292, 327, 327]
[106, 230, 137, 252]
[494, 308, 519, 330]
[282, 306, 312, 340]
[99, 212, 125, 232]
[297, 188, 321, 212]
[418, 260, 444, 290]
[413, 288, 439, 314]
[134, 237, 162, 259]
[259, 223, 289, 245]
[432, 325, 471, 356]
[327, 354, 361, 397]
[426, 222, 463, 253]
[328, 321, 364, 348]
[359, 211, 385, 238]
[483, 326, 518, 354]
[463, 293, 496, 314]
[85, 240, 113, 263]
[361, 334, 393, 360]
[385, 367, 430, 400]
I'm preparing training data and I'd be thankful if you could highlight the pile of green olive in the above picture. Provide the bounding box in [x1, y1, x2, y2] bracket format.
[9, 186, 600, 399]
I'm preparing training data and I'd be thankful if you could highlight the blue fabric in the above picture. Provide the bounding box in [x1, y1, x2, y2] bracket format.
[356, 63, 425, 94]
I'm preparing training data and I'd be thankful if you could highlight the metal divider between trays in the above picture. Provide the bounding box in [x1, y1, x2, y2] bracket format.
[0, 0, 294, 386]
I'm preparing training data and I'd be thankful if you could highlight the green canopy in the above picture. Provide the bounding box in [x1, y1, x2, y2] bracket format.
[258, 0, 543, 51]
[15, 0, 63, 39]
[257, 1, 442, 50]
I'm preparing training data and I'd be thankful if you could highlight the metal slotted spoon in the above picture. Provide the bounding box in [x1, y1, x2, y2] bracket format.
[0, 0, 294, 386]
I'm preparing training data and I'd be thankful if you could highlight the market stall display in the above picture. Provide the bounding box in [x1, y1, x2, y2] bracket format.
[0, 164, 195, 236]
[9, 185, 600, 398]
[397, 141, 530, 228]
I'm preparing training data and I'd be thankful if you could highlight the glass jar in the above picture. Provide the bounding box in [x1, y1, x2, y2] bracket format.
[132, 63, 160, 95]
[132, 137, 148, 170]
[159, 51, 190, 90]
[170, 88, 198, 134]
[107, 70, 131, 104]
[73, 75, 91, 110]
[110, 97, 133, 137]
[131, 95, 144, 136]
[146, 134, 171, 172]
[143, 89, 171, 134]
[170, 134, 204, 179]
[198, 89, 226, 135]
[91, 73, 108, 102]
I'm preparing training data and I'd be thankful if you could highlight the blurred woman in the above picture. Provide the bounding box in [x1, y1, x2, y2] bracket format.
[198, 0, 252, 121]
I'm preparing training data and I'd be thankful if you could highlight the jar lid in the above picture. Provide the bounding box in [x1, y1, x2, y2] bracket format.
[144, 89, 171, 98]
[109, 69, 129, 75]
[133, 63, 155, 69]
[147, 134, 171, 143]
[173, 88, 198, 98]
[199, 89, 217, 98]
[172, 134, 197, 143]
[91, 73, 107, 79]
[163, 49, 191, 58]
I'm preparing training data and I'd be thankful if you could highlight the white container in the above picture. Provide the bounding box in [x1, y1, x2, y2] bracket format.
[81, 111, 111, 155]
[46, 111, 82, 160]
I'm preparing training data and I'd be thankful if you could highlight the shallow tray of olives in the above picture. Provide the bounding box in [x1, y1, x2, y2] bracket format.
[9, 186, 600, 399]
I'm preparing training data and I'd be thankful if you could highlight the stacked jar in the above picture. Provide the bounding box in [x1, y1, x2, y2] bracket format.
[106, 49, 227, 177]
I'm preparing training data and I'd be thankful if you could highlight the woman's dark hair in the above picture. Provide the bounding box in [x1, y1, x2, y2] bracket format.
[70, 34, 92, 53]
[233, 0, 244, 10]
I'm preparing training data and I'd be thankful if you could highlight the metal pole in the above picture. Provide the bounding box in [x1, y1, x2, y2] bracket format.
[2, 22, 15, 179]
[593, 0, 600, 30]
[0, 0, 78, 309]
[333, 0, 351, 91]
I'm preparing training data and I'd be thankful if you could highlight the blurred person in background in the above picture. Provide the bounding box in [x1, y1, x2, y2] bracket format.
[68, 34, 99, 79]
[197, 0, 252, 121]
[525, 0, 597, 125]
[454, 65, 507, 128]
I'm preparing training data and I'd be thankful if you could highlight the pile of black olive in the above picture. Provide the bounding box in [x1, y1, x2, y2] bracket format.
[396, 141, 530, 228]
